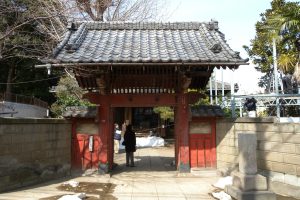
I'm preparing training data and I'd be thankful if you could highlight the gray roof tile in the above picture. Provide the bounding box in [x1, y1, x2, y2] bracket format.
[190, 105, 224, 117]
[63, 106, 98, 118]
[52, 21, 248, 64]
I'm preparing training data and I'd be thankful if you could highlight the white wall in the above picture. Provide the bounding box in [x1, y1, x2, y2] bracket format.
[0, 101, 48, 118]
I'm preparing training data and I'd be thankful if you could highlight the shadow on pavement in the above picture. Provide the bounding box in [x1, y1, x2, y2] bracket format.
[39, 182, 117, 200]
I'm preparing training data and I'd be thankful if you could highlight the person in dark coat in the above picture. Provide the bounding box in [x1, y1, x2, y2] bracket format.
[123, 124, 136, 167]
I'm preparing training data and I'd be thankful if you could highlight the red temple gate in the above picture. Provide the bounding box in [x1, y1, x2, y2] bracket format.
[40, 21, 247, 172]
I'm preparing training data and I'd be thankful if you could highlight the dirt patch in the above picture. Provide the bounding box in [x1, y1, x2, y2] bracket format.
[56, 182, 115, 195]
[40, 195, 100, 200]
[39, 182, 117, 200]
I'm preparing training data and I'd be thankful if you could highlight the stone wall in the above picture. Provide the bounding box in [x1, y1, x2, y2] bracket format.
[216, 117, 300, 197]
[0, 118, 71, 192]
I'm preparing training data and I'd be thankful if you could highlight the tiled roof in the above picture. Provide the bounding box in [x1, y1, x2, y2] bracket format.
[51, 21, 248, 64]
[63, 106, 97, 118]
[206, 81, 231, 90]
[190, 105, 224, 117]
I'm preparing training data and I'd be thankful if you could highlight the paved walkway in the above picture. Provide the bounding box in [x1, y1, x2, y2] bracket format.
[0, 143, 219, 200]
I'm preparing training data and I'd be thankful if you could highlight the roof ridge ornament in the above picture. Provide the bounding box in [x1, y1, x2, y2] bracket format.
[65, 23, 88, 52]
[210, 42, 222, 53]
[233, 51, 240, 58]
[52, 19, 77, 57]
[207, 19, 219, 31]
[67, 20, 76, 31]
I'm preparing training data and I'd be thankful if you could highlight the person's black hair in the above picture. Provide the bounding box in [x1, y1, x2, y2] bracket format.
[126, 124, 132, 131]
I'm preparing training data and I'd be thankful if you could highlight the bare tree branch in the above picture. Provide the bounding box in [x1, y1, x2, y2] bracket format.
[67, 0, 167, 22]
[0, 16, 59, 42]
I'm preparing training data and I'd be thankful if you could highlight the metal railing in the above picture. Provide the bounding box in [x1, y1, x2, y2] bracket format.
[217, 94, 300, 117]
[0, 92, 48, 108]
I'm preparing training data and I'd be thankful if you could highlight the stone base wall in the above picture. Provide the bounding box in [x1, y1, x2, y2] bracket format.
[0, 118, 71, 192]
[216, 118, 300, 191]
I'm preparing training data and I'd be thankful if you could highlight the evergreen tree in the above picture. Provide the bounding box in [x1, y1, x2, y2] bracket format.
[244, 0, 300, 92]
[50, 75, 92, 117]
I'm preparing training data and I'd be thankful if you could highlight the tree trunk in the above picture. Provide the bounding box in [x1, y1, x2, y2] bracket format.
[5, 65, 14, 101]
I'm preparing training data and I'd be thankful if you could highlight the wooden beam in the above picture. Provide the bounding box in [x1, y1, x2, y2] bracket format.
[189, 71, 211, 77]
[109, 93, 177, 107]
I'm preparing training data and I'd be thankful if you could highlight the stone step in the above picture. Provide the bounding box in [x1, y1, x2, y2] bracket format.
[225, 185, 276, 200]
[232, 171, 267, 191]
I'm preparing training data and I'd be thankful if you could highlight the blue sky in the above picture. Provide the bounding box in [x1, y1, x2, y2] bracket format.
[162, 0, 297, 94]
[166, 0, 271, 56]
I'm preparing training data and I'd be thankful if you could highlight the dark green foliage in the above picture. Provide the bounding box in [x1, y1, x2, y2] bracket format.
[50, 75, 93, 117]
[222, 107, 240, 118]
[189, 89, 210, 106]
[153, 107, 174, 121]
[194, 95, 210, 106]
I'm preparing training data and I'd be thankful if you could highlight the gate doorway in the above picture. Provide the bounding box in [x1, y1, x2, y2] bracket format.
[112, 140, 177, 175]
[111, 106, 176, 171]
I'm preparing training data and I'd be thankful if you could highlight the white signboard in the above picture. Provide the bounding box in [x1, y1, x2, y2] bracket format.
[89, 136, 94, 152]
[190, 122, 211, 134]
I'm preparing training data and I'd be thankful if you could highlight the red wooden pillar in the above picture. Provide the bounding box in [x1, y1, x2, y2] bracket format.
[211, 119, 217, 167]
[98, 95, 111, 169]
[83, 93, 114, 171]
[175, 93, 190, 172]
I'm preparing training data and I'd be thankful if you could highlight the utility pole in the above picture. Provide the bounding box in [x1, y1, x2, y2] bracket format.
[209, 76, 213, 105]
[221, 68, 225, 103]
[273, 38, 280, 118]
[231, 70, 235, 118]
[214, 70, 218, 105]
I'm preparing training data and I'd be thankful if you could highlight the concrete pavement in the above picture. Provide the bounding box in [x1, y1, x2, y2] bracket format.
[0, 143, 219, 200]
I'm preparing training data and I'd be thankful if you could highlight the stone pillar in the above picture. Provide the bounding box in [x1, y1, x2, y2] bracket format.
[225, 133, 276, 200]
[238, 133, 257, 175]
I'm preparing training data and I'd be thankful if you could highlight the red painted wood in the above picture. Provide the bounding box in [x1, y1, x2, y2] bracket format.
[109, 94, 177, 107]
[189, 119, 216, 168]
[189, 138, 198, 167]
[108, 107, 114, 169]
[84, 93, 176, 107]
[175, 94, 190, 171]
[71, 119, 81, 169]
[211, 119, 217, 167]
[82, 93, 99, 104]
[72, 133, 102, 170]
[174, 108, 179, 167]
[71, 118, 103, 170]
[98, 96, 110, 165]
[198, 139, 205, 167]
[204, 138, 212, 167]
[189, 134, 211, 168]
